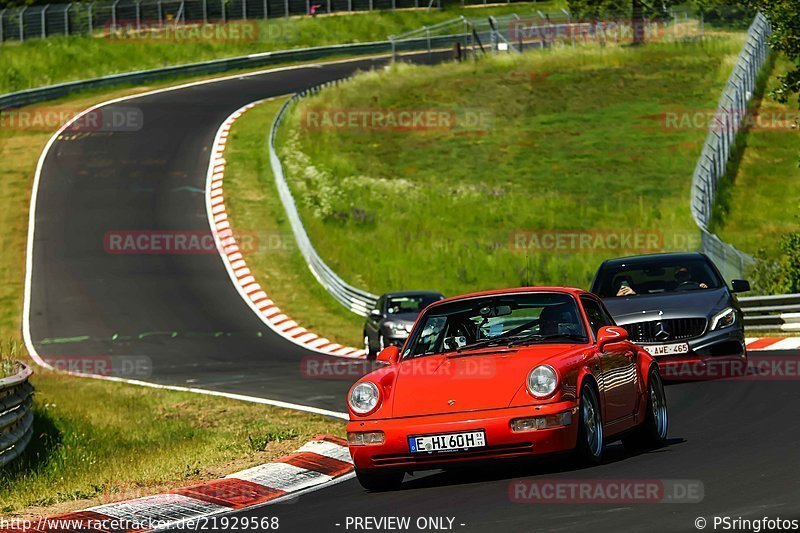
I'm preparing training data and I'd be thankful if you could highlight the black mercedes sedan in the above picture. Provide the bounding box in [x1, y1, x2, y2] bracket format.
[591, 252, 750, 379]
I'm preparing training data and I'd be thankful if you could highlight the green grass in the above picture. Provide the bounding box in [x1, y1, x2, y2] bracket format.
[277, 35, 746, 297]
[222, 97, 365, 347]
[713, 55, 800, 258]
[0, 3, 564, 94]
[0, 372, 343, 516]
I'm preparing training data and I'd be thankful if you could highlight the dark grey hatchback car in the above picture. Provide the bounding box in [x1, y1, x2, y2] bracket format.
[591, 252, 750, 377]
[363, 291, 444, 359]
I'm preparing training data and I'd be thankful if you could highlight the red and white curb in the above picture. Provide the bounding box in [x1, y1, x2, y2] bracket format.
[205, 102, 366, 359]
[746, 337, 800, 351]
[7, 435, 353, 532]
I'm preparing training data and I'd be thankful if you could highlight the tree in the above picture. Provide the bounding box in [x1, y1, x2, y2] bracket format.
[743, 1, 800, 105]
[566, 0, 682, 45]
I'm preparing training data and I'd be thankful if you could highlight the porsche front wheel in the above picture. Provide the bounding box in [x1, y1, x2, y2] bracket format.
[355, 468, 404, 492]
[574, 383, 604, 466]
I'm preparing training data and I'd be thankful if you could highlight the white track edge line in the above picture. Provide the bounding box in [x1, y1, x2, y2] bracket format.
[20, 55, 400, 418]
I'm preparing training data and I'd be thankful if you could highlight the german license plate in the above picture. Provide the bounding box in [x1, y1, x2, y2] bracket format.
[644, 342, 690, 356]
[408, 431, 486, 454]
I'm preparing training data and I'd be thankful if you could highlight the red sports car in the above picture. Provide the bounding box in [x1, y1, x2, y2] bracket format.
[346, 287, 669, 491]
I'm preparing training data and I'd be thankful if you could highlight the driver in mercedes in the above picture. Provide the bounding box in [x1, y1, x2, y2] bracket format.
[616, 265, 708, 296]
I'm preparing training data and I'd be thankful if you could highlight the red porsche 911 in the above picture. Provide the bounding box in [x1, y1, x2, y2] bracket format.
[346, 287, 669, 491]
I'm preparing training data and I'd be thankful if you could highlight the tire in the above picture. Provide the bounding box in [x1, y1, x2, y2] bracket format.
[622, 369, 669, 451]
[573, 382, 604, 466]
[355, 468, 404, 492]
[363, 333, 375, 359]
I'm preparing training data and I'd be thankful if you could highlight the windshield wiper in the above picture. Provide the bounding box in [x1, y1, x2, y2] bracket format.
[507, 333, 588, 347]
[456, 334, 525, 353]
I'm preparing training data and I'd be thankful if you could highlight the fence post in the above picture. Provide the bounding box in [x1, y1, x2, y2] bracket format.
[220, 0, 224, 23]
[243, 0, 247, 19]
[112, 0, 120, 31]
[40, 5, 48, 38]
[327, 0, 330, 14]
[369, 0, 373, 10]
[263, 0, 267, 19]
[306, 0, 310, 15]
[348, 0, 352, 12]
[135, 0, 141, 30]
[284, 0, 288, 17]
[19, 6, 26, 41]
[0, 9, 5, 42]
[426, 26, 430, 55]
[158, 0, 164, 25]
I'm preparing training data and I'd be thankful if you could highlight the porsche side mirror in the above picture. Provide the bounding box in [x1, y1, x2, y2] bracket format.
[369, 309, 382, 319]
[731, 279, 751, 293]
[377, 345, 400, 365]
[597, 326, 628, 351]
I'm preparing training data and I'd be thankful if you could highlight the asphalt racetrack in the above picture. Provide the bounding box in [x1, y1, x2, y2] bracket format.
[27, 52, 800, 532]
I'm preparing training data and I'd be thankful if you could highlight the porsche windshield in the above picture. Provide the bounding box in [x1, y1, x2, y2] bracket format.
[594, 257, 723, 298]
[402, 293, 588, 358]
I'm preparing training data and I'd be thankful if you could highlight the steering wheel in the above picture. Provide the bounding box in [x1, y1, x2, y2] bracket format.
[676, 280, 700, 291]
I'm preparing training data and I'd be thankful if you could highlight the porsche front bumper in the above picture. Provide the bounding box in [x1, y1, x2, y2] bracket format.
[347, 401, 579, 472]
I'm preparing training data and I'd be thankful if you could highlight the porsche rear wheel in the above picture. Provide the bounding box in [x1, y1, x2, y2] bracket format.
[623, 369, 668, 451]
[574, 382, 604, 466]
[355, 468, 404, 492]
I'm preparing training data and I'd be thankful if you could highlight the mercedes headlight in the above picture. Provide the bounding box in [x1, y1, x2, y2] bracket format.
[710, 307, 736, 330]
[349, 381, 380, 415]
[527, 365, 558, 398]
[386, 321, 411, 336]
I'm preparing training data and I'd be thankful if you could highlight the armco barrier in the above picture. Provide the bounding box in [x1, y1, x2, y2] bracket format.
[740, 293, 800, 332]
[0, 35, 465, 110]
[269, 82, 380, 317]
[0, 362, 34, 467]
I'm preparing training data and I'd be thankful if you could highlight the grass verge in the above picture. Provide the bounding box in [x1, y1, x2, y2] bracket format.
[0, 371, 343, 517]
[222, 97, 365, 347]
[0, 3, 563, 94]
[278, 35, 747, 297]
[712, 55, 800, 258]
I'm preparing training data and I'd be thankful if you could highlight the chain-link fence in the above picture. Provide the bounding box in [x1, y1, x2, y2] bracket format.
[0, 0, 542, 43]
[690, 12, 772, 281]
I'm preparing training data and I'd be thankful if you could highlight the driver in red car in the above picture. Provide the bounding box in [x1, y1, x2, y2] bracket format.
[616, 265, 708, 296]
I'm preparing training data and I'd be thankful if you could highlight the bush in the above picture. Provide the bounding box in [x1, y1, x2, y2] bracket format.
[747, 232, 800, 295]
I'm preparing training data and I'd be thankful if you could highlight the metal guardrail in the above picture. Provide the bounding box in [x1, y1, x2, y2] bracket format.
[741, 294, 800, 331]
[269, 82, 379, 316]
[0, 40, 402, 110]
[0, 0, 538, 43]
[0, 363, 34, 467]
[690, 13, 772, 281]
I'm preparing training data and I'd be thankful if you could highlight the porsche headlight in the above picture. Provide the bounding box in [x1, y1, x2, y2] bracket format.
[349, 381, 380, 414]
[710, 307, 736, 330]
[527, 365, 558, 398]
